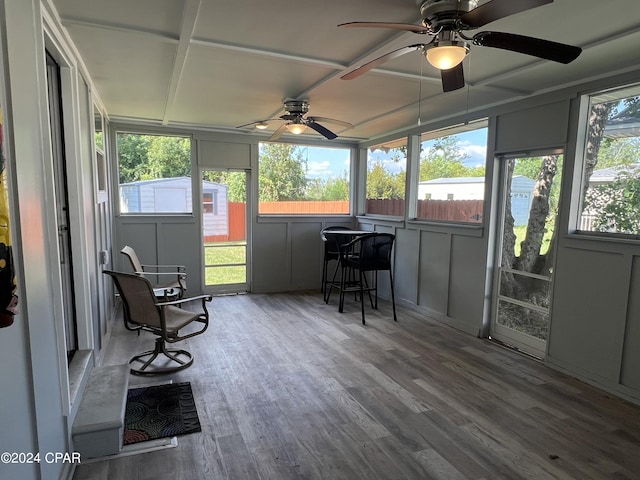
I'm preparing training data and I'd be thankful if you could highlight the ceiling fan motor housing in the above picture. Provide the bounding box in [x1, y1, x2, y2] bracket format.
[419, 0, 477, 28]
[283, 100, 309, 115]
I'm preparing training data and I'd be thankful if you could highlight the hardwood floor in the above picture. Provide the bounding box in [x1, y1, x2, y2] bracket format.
[74, 291, 640, 479]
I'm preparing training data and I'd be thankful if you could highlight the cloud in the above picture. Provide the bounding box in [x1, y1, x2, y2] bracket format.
[461, 144, 487, 167]
[307, 160, 332, 178]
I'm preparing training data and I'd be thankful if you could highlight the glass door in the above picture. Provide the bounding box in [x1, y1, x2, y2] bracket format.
[201, 170, 249, 293]
[491, 153, 563, 358]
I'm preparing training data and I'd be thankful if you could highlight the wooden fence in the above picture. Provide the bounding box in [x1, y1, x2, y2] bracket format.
[416, 199, 483, 223]
[366, 199, 483, 222]
[203, 198, 483, 243]
[259, 200, 349, 214]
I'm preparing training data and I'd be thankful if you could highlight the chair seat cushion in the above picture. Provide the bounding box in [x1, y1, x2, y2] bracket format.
[164, 305, 202, 333]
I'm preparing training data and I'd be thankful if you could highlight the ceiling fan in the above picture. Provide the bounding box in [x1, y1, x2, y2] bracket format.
[237, 100, 354, 141]
[339, 0, 582, 92]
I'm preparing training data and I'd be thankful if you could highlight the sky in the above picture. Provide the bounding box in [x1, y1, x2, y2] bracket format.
[295, 128, 488, 180]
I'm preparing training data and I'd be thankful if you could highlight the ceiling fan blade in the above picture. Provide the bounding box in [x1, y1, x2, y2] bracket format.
[441, 64, 465, 92]
[473, 31, 582, 64]
[236, 121, 259, 128]
[307, 122, 338, 140]
[236, 118, 282, 128]
[268, 123, 288, 141]
[338, 22, 430, 34]
[307, 116, 354, 129]
[342, 45, 423, 80]
[460, 0, 553, 29]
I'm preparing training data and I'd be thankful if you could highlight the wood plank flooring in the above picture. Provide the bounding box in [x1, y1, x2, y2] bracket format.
[73, 291, 640, 479]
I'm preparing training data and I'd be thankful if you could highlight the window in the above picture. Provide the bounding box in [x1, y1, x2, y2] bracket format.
[577, 85, 640, 236]
[116, 133, 192, 214]
[93, 106, 106, 195]
[366, 138, 407, 216]
[203, 191, 218, 215]
[258, 142, 351, 215]
[416, 123, 488, 223]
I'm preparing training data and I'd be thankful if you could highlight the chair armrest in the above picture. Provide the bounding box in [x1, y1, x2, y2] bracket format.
[140, 264, 186, 272]
[135, 270, 186, 278]
[156, 294, 212, 307]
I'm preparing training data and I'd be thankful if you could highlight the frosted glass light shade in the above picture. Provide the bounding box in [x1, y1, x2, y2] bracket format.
[426, 43, 468, 70]
[255, 122, 268, 130]
[286, 123, 306, 135]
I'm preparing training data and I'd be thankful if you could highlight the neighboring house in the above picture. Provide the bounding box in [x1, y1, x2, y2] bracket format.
[587, 165, 640, 186]
[120, 177, 229, 237]
[418, 175, 536, 226]
[418, 176, 485, 201]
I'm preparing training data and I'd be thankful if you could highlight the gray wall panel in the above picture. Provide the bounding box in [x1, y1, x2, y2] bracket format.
[291, 221, 323, 289]
[621, 255, 640, 390]
[198, 140, 251, 169]
[252, 222, 289, 292]
[394, 228, 419, 305]
[418, 231, 449, 314]
[548, 247, 628, 382]
[448, 234, 486, 334]
[496, 101, 569, 152]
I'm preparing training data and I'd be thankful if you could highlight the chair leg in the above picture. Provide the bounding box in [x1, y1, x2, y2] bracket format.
[129, 337, 194, 375]
[360, 271, 375, 309]
[359, 270, 366, 325]
[325, 259, 341, 304]
[389, 270, 397, 322]
[321, 258, 328, 294]
[338, 264, 347, 313]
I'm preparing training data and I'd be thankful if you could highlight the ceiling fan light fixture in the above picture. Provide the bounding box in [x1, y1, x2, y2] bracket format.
[425, 41, 469, 70]
[286, 123, 307, 135]
[255, 121, 268, 130]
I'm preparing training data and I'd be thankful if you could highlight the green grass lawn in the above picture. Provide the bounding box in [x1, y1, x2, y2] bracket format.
[512, 223, 554, 257]
[204, 242, 246, 285]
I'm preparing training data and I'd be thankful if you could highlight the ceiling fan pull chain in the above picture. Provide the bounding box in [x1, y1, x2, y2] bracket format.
[418, 57, 424, 126]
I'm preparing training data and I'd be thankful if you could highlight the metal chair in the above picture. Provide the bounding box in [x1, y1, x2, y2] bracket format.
[320, 226, 352, 300]
[104, 270, 212, 375]
[121, 245, 186, 299]
[334, 233, 397, 325]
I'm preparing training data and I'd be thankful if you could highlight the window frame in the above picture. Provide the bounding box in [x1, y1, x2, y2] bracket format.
[572, 83, 640, 240]
[411, 121, 489, 225]
[115, 130, 194, 216]
[257, 141, 353, 216]
[363, 136, 408, 218]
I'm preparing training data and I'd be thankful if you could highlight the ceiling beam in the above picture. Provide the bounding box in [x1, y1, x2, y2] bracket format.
[162, 0, 201, 125]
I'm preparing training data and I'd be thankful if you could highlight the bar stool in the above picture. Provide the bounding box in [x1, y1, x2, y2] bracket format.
[320, 226, 351, 300]
[334, 233, 397, 325]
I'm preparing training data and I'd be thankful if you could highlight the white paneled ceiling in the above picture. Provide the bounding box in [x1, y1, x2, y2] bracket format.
[49, 0, 640, 143]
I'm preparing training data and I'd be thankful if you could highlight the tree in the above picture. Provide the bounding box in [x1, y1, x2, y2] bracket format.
[259, 143, 307, 201]
[584, 169, 640, 233]
[117, 133, 150, 183]
[366, 160, 404, 199]
[117, 133, 191, 183]
[596, 137, 640, 169]
[145, 135, 190, 180]
[515, 155, 559, 274]
[203, 171, 246, 202]
[305, 174, 349, 201]
[420, 135, 484, 180]
[323, 175, 350, 200]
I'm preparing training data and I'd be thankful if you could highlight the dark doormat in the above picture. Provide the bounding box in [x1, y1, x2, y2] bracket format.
[123, 381, 201, 445]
